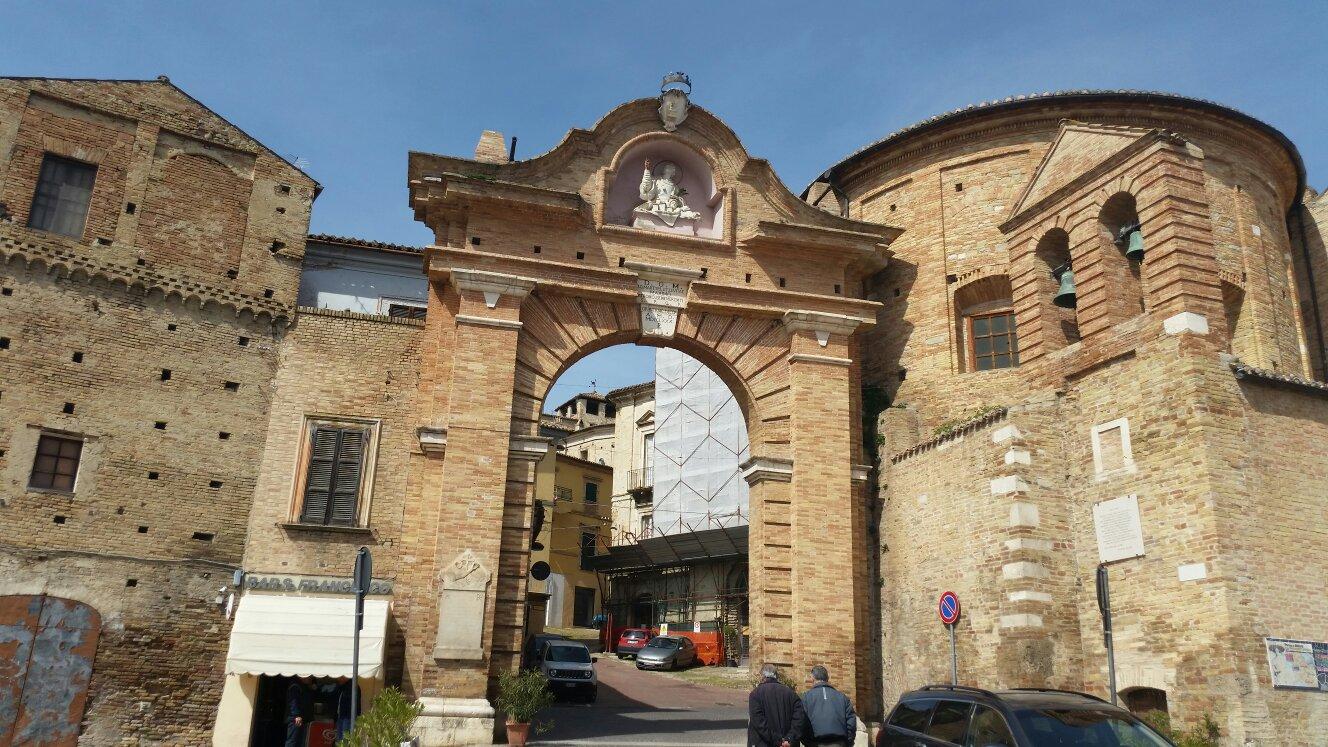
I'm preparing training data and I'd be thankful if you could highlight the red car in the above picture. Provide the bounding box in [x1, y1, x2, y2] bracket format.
[615, 628, 652, 658]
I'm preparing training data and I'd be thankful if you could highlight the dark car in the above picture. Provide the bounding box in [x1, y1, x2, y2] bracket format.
[878, 685, 1174, 747]
[616, 628, 652, 658]
[635, 635, 698, 670]
[520, 632, 567, 670]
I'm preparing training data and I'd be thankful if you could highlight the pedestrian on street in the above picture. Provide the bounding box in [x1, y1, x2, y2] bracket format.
[749, 663, 806, 747]
[800, 666, 857, 746]
[284, 676, 312, 747]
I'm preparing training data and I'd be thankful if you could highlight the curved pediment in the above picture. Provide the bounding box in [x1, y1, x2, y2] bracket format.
[408, 95, 897, 251]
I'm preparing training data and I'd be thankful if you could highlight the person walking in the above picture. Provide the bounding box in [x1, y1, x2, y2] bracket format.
[284, 676, 312, 747]
[749, 663, 806, 747]
[800, 666, 858, 746]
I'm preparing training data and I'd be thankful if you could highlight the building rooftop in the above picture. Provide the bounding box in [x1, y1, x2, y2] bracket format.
[606, 381, 653, 400]
[307, 233, 424, 255]
[809, 89, 1305, 198]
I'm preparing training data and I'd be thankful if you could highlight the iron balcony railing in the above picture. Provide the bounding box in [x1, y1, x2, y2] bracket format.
[628, 467, 653, 492]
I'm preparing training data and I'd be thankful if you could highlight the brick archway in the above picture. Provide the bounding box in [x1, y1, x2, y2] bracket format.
[398, 97, 899, 734]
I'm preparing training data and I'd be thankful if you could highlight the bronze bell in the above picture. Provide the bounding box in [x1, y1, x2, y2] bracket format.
[1118, 223, 1144, 261]
[1053, 265, 1077, 308]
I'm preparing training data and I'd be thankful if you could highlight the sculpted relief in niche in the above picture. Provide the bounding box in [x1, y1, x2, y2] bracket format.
[605, 140, 723, 239]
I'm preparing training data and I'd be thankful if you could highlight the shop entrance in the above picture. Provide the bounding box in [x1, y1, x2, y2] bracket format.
[249, 675, 354, 747]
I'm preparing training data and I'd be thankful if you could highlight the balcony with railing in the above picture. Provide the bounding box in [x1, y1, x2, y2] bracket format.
[628, 466, 653, 506]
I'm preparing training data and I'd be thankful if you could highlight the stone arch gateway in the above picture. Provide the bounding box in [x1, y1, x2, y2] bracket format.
[399, 94, 899, 738]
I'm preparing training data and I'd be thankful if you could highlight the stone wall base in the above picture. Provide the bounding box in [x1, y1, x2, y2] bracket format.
[414, 697, 495, 746]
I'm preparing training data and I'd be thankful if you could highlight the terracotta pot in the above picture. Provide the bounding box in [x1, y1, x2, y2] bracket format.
[506, 720, 531, 746]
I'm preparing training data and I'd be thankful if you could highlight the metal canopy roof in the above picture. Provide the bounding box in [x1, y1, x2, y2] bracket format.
[586, 525, 748, 574]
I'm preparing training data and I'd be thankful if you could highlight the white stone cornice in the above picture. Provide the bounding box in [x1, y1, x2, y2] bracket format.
[455, 314, 523, 330]
[508, 435, 552, 462]
[787, 353, 853, 367]
[782, 310, 862, 346]
[739, 456, 793, 485]
[451, 268, 537, 309]
[624, 260, 704, 283]
[417, 426, 448, 456]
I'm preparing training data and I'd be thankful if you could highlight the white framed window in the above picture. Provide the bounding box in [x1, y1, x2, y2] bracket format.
[290, 415, 381, 527]
[1091, 418, 1135, 479]
[378, 296, 427, 320]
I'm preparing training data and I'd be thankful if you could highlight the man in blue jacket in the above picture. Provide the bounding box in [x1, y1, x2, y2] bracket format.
[800, 666, 857, 746]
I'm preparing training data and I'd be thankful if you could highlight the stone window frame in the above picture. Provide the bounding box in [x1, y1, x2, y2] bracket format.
[287, 414, 382, 528]
[27, 430, 87, 494]
[1090, 417, 1136, 480]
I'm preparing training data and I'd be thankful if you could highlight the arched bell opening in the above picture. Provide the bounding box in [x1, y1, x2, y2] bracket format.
[1035, 228, 1080, 348]
[1098, 192, 1147, 320]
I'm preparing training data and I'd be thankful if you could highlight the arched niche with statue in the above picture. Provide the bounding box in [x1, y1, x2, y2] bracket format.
[604, 135, 724, 239]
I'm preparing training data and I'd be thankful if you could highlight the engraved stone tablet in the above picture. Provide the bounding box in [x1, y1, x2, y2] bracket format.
[1093, 494, 1145, 564]
[432, 549, 491, 660]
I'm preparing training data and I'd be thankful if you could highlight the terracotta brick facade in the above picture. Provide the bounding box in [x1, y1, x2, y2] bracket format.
[0, 77, 315, 744]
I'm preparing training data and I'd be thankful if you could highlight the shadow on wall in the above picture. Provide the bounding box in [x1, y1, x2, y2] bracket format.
[866, 258, 918, 402]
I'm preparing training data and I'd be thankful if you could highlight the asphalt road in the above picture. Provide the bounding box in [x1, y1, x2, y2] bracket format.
[531, 655, 748, 746]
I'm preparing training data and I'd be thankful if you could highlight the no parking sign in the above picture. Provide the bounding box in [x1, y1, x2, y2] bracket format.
[938, 591, 960, 625]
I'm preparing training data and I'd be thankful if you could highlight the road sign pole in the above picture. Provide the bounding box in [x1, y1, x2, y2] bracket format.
[938, 591, 961, 685]
[948, 623, 957, 685]
[1096, 563, 1117, 705]
[352, 547, 372, 732]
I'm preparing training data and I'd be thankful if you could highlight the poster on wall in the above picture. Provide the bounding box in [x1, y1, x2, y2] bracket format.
[1265, 638, 1328, 691]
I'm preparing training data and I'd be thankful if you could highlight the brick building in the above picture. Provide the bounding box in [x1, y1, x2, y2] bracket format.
[0, 76, 317, 744]
[6, 74, 1328, 746]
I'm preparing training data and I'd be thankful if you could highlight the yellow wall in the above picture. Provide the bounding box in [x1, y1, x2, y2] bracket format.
[528, 449, 611, 627]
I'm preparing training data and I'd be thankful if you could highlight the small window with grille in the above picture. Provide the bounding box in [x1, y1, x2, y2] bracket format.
[29, 154, 97, 238]
[296, 420, 375, 526]
[387, 303, 427, 320]
[968, 311, 1019, 371]
[29, 433, 83, 492]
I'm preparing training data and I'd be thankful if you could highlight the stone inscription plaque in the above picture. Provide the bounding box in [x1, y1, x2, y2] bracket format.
[432, 549, 491, 660]
[1093, 494, 1145, 564]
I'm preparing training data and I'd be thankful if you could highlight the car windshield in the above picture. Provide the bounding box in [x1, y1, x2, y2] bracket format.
[1014, 708, 1172, 746]
[624, 631, 647, 639]
[646, 637, 679, 649]
[545, 645, 591, 663]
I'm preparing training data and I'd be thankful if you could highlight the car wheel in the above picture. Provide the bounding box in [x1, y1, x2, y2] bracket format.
[636, 663, 644, 670]
[617, 654, 625, 659]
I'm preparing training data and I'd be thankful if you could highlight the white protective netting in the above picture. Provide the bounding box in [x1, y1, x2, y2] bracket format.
[651, 349, 750, 535]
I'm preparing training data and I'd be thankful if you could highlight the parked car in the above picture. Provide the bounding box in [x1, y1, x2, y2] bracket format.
[877, 685, 1174, 746]
[539, 640, 598, 702]
[520, 632, 567, 670]
[615, 628, 652, 658]
[634, 635, 698, 671]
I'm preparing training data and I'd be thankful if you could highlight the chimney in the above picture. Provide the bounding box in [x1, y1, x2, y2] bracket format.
[474, 130, 509, 164]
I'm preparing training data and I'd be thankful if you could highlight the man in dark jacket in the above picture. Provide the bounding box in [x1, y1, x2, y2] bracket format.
[749, 663, 806, 747]
[284, 676, 312, 747]
[800, 665, 857, 745]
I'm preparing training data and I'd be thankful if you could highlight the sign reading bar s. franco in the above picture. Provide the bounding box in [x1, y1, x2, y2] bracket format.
[1265, 637, 1328, 691]
[245, 574, 393, 595]
[1093, 494, 1145, 564]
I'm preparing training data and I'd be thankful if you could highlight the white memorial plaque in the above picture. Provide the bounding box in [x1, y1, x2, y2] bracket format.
[1093, 494, 1145, 564]
[638, 278, 687, 338]
[432, 549, 491, 660]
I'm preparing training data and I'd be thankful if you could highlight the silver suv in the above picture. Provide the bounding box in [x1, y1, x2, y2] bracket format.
[539, 641, 598, 703]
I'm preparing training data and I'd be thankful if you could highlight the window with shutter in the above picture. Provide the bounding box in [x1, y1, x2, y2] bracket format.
[300, 426, 367, 526]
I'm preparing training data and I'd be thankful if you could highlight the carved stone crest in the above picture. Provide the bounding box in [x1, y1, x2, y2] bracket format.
[433, 549, 491, 660]
[658, 72, 690, 132]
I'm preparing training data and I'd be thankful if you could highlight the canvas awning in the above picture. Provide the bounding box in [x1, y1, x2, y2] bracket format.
[225, 594, 389, 678]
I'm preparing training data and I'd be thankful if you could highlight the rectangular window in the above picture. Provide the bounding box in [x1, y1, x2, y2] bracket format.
[639, 514, 652, 538]
[584, 481, 599, 503]
[586, 400, 600, 416]
[579, 530, 597, 569]
[387, 303, 427, 320]
[969, 311, 1019, 371]
[29, 434, 83, 492]
[299, 425, 369, 526]
[29, 154, 97, 238]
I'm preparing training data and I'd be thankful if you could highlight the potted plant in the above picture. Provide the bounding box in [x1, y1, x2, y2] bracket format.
[495, 668, 554, 746]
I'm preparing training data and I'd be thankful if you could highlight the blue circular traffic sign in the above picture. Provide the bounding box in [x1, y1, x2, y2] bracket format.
[939, 591, 960, 625]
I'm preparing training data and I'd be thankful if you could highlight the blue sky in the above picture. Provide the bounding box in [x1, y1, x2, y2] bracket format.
[6, 1, 1325, 400]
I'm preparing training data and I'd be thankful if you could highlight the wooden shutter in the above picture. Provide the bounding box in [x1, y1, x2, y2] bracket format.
[300, 426, 366, 525]
[329, 429, 365, 526]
